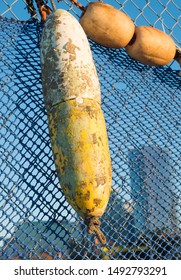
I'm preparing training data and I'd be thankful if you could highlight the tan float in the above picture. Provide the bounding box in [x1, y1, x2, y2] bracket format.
[79, 2, 135, 48]
[125, 26, 176, 66]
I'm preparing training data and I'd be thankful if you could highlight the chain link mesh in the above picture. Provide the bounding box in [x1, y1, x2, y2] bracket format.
[1, 0, 181, 48]
[0, 0, 181, 259]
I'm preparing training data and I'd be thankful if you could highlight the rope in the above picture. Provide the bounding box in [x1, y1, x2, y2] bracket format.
[175, 48, 181, 65]
[57, 0, 86, 12]
[25, 0, 37, 17]
[85, 217, 107, 245]
[50, 0, 56, 11]
[35, 0, 53, 21]
[175, 48, 181, 76]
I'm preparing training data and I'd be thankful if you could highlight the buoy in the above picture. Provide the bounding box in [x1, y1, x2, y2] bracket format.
[79, 2, 135, 48]
[40, 9, 112, 244]
[125, 26, 176, 66]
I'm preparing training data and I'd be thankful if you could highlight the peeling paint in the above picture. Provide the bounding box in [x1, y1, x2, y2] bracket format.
[94, 198, 102, 207]
[63, 38, 80, 61]
[48, 99, 112, 218]
[40, 9, 101, 109]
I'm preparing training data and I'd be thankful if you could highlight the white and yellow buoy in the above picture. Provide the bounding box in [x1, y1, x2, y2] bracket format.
[40, 9, 112, 244]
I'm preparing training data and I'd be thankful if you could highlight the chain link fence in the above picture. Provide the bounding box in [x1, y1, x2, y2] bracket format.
[0, 0, 181, 259]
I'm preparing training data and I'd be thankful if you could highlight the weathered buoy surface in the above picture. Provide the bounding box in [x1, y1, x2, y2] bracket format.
[48, 99, 112, 219]
[79, 2, 135, 48]
[40, 9, 101, 108]
[125, 26, 176, 66]
[40, 10, 112, 244]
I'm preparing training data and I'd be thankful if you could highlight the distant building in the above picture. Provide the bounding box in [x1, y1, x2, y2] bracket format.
[129, 146, 175, 234]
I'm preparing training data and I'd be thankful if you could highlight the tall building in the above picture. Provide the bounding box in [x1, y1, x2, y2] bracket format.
[129, 146, 174, 234]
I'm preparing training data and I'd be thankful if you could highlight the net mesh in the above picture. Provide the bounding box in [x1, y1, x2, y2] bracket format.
[0, 0, 181, 260]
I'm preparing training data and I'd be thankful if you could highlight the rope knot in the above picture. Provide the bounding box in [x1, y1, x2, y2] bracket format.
[85, 216, 107, 245]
